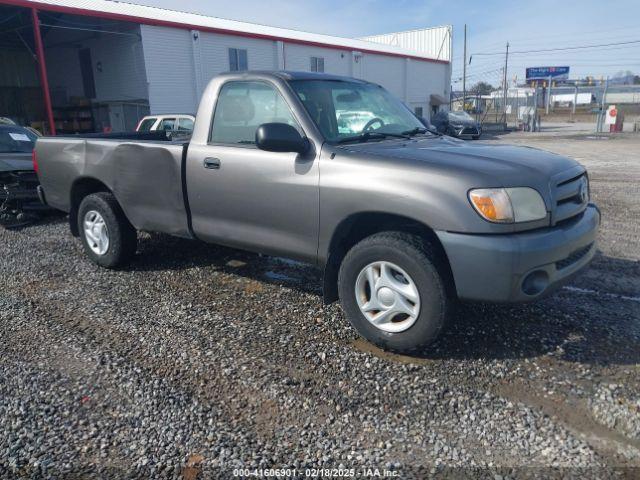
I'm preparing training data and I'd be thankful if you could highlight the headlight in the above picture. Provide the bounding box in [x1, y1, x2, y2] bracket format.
[469, 187, 547, 223]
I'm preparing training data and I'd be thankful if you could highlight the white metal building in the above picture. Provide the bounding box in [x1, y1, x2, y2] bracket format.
[0, 0, 451, 134]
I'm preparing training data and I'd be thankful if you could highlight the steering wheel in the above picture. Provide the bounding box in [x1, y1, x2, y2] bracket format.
[362, 117, 385, 132]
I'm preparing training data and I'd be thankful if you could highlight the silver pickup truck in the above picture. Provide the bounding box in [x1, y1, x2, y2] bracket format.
[35, 71, 600, 353]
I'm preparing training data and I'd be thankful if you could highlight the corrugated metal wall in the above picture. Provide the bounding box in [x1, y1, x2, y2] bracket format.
[24, 0, 448, 62]
[284, 44, 350, 75]
[199, 31, 278, 85]
[361, 53, 406, 99]
[407, 59, 446, 102]
[361, 26, 452, 62]
[140, 25, 198, 114]
[140, 24, 450, 118]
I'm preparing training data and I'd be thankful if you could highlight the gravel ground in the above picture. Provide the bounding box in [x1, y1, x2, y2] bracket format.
[1, 132, 639, 479]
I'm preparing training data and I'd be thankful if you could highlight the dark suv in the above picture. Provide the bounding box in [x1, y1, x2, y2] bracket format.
[432, 110, 482, 139]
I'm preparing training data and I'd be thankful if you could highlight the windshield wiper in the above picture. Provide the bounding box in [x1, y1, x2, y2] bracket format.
[337, 131, 411, 144]
[402, 126, 441, 137]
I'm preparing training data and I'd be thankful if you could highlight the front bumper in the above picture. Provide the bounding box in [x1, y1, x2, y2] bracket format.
[436, 204, 600, 302]
[451, 125, 481, 138]
[0, 170, 51, 228]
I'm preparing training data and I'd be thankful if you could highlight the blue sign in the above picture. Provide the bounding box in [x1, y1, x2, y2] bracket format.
[526, 66, 570, 81]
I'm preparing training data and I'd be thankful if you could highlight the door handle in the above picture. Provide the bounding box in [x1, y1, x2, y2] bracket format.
[203, 157, 221, 169]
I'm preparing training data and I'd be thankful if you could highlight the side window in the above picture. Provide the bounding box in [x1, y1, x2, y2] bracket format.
[177, 118, 194, 131]
[157, 118, 176, 131]
[210, 81, 301, 145]
[229, 48, 248, 71]
[137, 117, 156, 132]
[310, 57, 324, 73]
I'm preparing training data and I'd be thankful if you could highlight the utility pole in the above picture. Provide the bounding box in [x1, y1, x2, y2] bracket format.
[545, 75, 552, 114]
[462, 24, 467, 112]
[597, 76, 610, 133]
[502, 42, 509, 122]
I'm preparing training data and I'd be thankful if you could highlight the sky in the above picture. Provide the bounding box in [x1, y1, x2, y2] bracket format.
[133, 0, 640, 88]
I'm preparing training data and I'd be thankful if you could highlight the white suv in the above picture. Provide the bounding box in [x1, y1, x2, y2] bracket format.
[135, 114, 195, 133]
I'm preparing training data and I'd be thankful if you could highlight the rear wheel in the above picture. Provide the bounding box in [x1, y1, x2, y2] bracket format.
[338, 232, 452, 354]
[77, 192, 137, 268]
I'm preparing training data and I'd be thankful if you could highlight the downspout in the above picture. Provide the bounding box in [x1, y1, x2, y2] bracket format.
[31, 8, 56, 135]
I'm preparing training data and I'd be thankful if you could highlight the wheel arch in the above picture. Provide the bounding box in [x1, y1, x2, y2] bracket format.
[322, 211, 455, 304]
[69, 177, 112, 236]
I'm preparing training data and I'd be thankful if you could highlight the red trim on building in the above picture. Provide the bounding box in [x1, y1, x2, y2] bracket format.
[30, 8, 55, 135]
[1, 0, 449, 65]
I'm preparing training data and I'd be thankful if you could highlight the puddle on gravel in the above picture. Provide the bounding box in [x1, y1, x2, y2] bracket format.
[264, 271, 299, 282]
[563, 286, 640, 303]
[583, 135, 612, 140]
[350, 338, 434, 365]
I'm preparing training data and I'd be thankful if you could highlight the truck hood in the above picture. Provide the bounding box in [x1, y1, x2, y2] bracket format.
[449, 119, 478, 127]
[339, 135, 581, 182]
[0, 152, 33, 172]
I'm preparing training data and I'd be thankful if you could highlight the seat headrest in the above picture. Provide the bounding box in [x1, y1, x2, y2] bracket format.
[220, 95, 255, 123]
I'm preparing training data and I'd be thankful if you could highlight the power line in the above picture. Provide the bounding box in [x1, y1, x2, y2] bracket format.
[475, 28, 640, 52]
[471, 39, 640, 57]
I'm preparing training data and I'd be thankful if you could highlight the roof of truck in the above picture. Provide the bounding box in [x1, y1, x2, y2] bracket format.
[275, 71, 371, 83]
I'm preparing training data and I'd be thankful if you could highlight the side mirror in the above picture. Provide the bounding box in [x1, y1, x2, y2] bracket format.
[256, 123, 310, 154]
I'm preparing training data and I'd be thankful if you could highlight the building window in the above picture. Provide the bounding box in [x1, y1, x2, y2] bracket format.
[229, 48, 248, 71]
[310, 56, 324, 73]
[414, 106, 423, 118]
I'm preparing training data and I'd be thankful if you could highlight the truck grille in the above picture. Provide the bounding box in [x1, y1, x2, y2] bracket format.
[555, 242, 593, 270]
[552, 172, 588, 224]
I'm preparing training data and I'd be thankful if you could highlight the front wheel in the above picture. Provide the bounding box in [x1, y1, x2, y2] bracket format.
[338, 232, 452, 354]
[77, 192, 137, 268]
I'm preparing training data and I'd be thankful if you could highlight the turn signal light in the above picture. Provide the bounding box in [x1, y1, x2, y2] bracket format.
[468, 189, 513, 223]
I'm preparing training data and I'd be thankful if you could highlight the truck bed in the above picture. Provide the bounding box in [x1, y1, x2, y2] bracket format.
[36, 135, 192, 238]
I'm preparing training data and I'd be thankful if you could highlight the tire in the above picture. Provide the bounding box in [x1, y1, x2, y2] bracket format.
[338, 232, 452, 354]
[77, 192, 137, 268]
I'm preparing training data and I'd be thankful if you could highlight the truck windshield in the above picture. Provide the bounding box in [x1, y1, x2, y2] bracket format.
[290, 80, 425, 143]
[137, 118, 157, 132]
[449, 111, 474, 121]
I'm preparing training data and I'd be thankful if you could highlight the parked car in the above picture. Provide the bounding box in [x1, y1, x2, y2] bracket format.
[0, 125, 49, 228]
[432, 110, 482, 139]
[35, 71, 599, 353]
[135, 114, 195, 133]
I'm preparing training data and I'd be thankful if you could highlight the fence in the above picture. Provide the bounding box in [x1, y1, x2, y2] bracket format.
[452, 84, 640, 133]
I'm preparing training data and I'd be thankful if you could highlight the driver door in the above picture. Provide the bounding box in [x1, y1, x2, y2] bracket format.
[186, 80, 319, 262]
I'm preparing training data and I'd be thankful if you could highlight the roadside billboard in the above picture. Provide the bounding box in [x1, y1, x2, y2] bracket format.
[526, 66, 570, 83]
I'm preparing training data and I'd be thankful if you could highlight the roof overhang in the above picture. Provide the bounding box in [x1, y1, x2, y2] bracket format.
[430, 94, 447, 105]
[1, 0, 449, 65]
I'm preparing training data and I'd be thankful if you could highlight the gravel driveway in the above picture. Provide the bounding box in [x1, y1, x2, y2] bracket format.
[1, 132, 639, 479]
